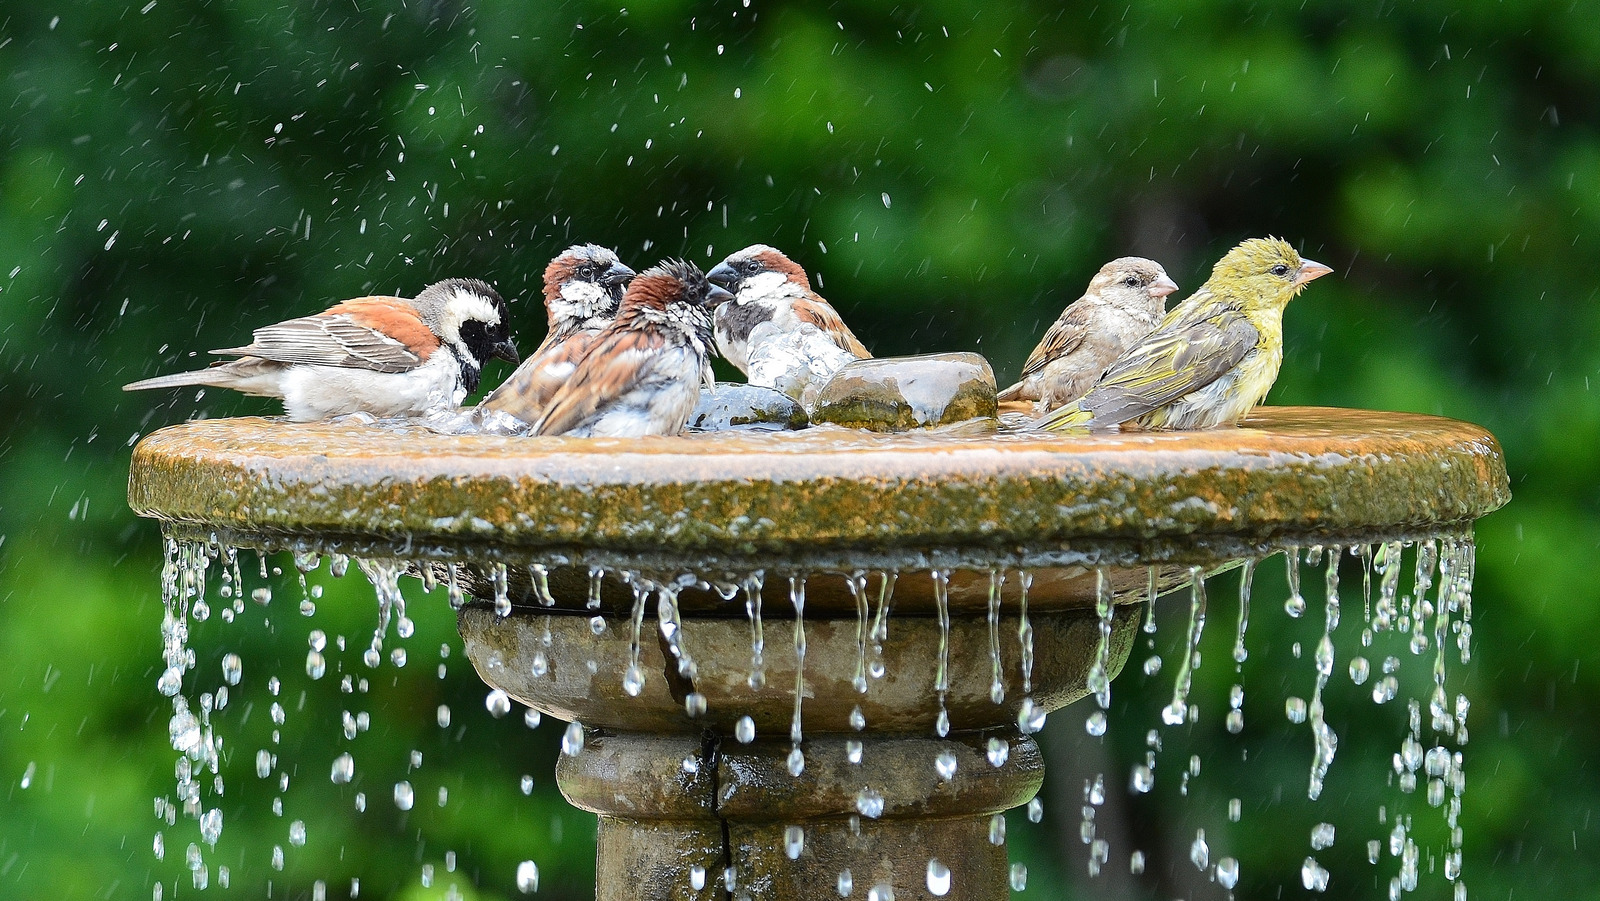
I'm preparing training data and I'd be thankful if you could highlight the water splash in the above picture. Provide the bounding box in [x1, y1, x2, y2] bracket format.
[986, 569, 1006, 704]
[1162, 568, 1207, 726]
[788, 575, 807, 776]
[931, 570, 951, 737]
[1307, 546, 1342, 800]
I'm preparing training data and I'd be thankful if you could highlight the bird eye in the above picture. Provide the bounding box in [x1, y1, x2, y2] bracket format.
[1270, 264, 1290, 277]
[1123, 276, 1141, 288]
[743, 260, 761, 274]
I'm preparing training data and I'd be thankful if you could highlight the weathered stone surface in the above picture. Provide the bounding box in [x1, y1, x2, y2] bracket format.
[811, 352, 998, 431]
[459, 604, 1138, 734]
[130, 408, 1512, 572]
[687, 382, 808, 432]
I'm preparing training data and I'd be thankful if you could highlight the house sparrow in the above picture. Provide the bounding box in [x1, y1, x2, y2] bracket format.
[998, 257, 1178, 410]
[706, 245, 870, 395]
[123, 278, 519, 421]
[476, 245, 634, 424]
[531, 243, 635, 357]
[519, 259, 732, 437]
[1037, 238, 1332, 432]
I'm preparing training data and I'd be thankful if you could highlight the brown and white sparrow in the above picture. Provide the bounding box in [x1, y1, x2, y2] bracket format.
[504, 259, 731, 437]
[123, 278, 518, 421]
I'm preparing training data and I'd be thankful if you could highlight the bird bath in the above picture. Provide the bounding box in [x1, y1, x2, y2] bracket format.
[129, 406, 1507, 900]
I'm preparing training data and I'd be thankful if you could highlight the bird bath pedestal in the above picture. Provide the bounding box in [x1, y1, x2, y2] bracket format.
[128, 407, 1508, 901]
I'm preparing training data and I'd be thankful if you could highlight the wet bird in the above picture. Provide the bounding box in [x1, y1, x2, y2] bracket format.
[518, 259, 731, 438]
[706, 244, 870, 398]
[478, 245, 634, 423]
[998, 257, 1178, 410]
[530, 243, 635, 357]
[123, 278, 519, 421]
[1036, 238, 1332, 432]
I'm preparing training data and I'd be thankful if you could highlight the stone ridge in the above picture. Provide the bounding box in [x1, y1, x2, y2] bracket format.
[129, 407, 1509, 568]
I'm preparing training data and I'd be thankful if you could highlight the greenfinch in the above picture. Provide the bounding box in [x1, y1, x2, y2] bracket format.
[998, 257, 1178, 411]
[1035, 237, 1331, 431]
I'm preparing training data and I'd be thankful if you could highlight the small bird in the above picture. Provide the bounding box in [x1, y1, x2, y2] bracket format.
[123, 279, 519, 421]
[476, 245, 635, 424]
[706, 245, 870, 389]
[531, 244, 636, 357]
[1036, 238, 1332, 432]
[998, 257, 1178, 410]
[517, 259, 732, 438]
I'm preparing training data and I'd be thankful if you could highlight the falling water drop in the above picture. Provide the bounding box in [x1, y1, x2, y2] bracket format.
[1162, 568, 1208, 725]
[516, 860, 539, 893]
[988, 813, 1006, 845]
[789, 575, 808, 774]
[331, 753, 354, 784]
[931, 570, 952, 736]
[561, 722, 585, 756]
[986, 568, 1006, 703]
[690, 865, 706, 891]
[1216, 857, 1240, 890]
[985, 737, 1009, 767]
[735, 716, 756, 743]
[485, 689, 512, 718]
[1008, 863, 1027, 891]
[934, 750, 958, 781]
[925, 859, 951, 896]
[784, 825, 804, 860]
[393, 781, 414, 810]
[836, 868, 853, 896]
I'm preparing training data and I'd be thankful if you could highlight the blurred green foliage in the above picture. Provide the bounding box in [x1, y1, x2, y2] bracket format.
[2, 0, 1596, 898]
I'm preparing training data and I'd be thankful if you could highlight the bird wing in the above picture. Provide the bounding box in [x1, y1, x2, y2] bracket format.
[480, 332, 604, 424]
[1075, 310, 1260, 426]
[796, 297, 871, 359]
[1017, 301, 1092, 381]
[530, 332, 682, 437]
[210, 298, 434, 373]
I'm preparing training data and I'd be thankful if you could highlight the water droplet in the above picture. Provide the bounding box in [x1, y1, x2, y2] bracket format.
[287, 819, 306, 846]
[846, 739, 863, 764]
[685, 692, 707, 717]
[1142, 655, 1162, 675]
[199, 809, 222, 845]
[1017, 697, 1046, 734]
[623, 663, 644, 697]
[1027, 797, 1043, 822]
[515, 860, 539, 893]
[868, 884, 895, 901]
[437, 705, 452, 728]
[1225, 709, 1244, 733]
[561, 722, 585, 756]
[1216, 856, 1240, 889]
[1085, 710, 1107, 736]
[934, 750, 958, 780]
[849, 706, 866, 731]
[485, 689, 512, 718]
[735, 716, 756, 743]
[1190, 829, 1209, 869]
[1130, 764, 1154, 793]
[784, 825, 804, 859]
[787, 746, 805, 776]
[222, 654, 242, 685]
[1228, 797, 1242, 821]
[305, 651, 326, 679]
[1285, 697, 1308, 723]
[1130, 850, 1145, 874]
[1009, 863, 1028, 891]
[925, 859, 951, 895]
[690, 865, 706, 891]
[855, 788, 884, 818]
[1349, 656, 1371, 684]
[524, 709, 542, 729]
[836, 868, 853, 896]
[985, 737, 1009, 767]
[393, 781, 414, 811]
[1312, 822, 1336, 850]
[1301, 856, 1330, 891]
[331, 753, 354, 784]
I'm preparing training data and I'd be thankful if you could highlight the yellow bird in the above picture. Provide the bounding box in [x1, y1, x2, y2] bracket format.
[1035, 237, 1332, 431]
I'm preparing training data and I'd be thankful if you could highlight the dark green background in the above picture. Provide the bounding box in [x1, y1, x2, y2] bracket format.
[2, 1, 1593, 898]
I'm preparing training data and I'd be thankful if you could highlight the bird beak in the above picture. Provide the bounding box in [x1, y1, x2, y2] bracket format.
[602, 261, 636, 288]
[492, 339, 520, 366]
[705, 283, 735, 307]
[1151, 274, 1180, 298]
[706, 262, 740, 293]
[1294, 258, 1333, 287]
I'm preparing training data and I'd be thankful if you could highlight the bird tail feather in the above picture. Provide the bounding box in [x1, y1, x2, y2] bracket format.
[122, 370, 224, 392]
[1034, 402, 1093, 431]
[995, 381, 1025, 403]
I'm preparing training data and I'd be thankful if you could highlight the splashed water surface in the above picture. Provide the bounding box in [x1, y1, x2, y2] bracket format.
[147, 528, 1479, 900]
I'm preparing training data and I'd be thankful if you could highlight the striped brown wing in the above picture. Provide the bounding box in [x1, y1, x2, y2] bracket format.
[1078, 310, 1259, 426]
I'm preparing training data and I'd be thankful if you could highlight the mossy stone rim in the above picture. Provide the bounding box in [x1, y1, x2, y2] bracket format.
[128, 406, 1509, 569]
